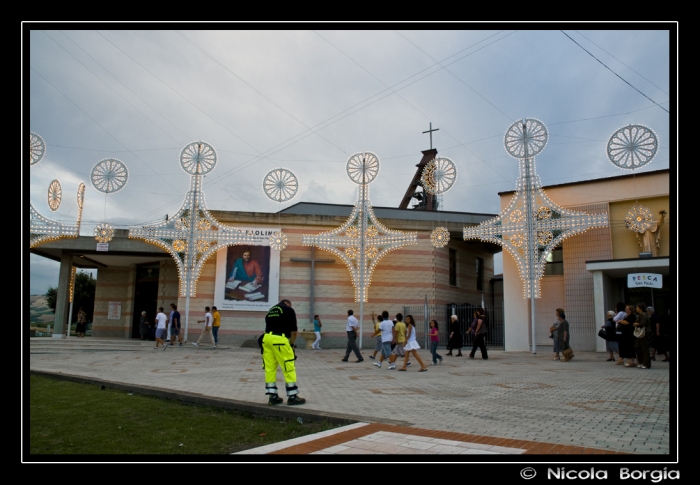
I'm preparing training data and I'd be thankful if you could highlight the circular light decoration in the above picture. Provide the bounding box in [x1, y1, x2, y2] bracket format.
[173, 240, 186, 252]
[91, 158, 129, 194]
[345, 247, 359, 259]
[77, 182, 85, 210]
[511, 233, 524, 247]
[624, 204, 654, 233]
[195, 239, 209, 253]
[537, 230, 553, 246]
[421, 157, 457, 195]
[180, 141, 217, 175]
[536, 206, 552, 220]
[607, 124, 658, 170]
[366, 225, 378, 238]
[365, 246, 378, 259]
[504, 118, 548, 159]
[197, 219, 211, 231]
[346, 152, 379, 185]
[430, 227, 450, 248]
[269, 231, 288, 251]
[94, 223, 114, 243]
[509, 209, 525, 223]
[263, 168, 298, 202]
[30, 132, 46, 165]
[345, 226, 359, 238]
[47, 179, 62, 212]
[175, 217, 189, 230]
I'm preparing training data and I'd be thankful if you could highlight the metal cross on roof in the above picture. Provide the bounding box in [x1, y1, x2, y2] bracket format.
[128, 141, 256, 340]
[422, 122, 439, 150]
[463, 119, 609, 300]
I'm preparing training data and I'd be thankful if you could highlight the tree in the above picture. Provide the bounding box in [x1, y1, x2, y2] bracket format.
[44, 271, 96, 322]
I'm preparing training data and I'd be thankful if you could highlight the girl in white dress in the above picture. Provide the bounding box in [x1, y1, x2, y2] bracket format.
[399, 315, 428, 372]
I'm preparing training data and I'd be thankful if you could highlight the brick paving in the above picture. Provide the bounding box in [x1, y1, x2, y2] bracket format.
[28, 338, 673, 456]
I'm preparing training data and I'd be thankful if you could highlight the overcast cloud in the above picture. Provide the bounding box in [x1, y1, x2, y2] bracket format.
[25, 25, 674, 295]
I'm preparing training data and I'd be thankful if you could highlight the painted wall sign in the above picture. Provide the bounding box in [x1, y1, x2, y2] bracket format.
[628, 273, 662, 289]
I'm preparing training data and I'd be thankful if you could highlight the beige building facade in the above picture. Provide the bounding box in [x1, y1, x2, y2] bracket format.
[33, 204, 502, 347]
[501, 169, 671, 353]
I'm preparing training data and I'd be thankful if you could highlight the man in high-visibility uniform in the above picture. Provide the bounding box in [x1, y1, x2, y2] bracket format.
[262, 299, 306, 405]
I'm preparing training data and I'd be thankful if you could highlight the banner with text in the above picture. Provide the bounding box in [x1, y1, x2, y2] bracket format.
[627, 273, 663, 289]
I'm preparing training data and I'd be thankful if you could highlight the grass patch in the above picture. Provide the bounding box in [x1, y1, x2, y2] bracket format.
[29, 374, 342, 455]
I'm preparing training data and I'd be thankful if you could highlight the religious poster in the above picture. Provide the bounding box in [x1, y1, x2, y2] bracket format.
[213, 227, 280, 311]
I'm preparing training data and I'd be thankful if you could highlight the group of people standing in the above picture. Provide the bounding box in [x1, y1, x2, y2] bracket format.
[446, 308, 489, 360]
[601, 302, 669, 369]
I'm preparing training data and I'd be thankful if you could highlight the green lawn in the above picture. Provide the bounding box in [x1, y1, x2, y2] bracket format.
[28, 374, 342, 455]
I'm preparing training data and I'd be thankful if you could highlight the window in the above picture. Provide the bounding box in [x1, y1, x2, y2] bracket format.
[476, 257, 484, 291]
[544, 247, 563, 275]
[449, 248, 457, 286]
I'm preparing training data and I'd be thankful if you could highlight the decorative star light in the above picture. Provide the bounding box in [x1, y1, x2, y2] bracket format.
[607, 124, 658, 170]
[463, 119, 608, 299]
[421, 157, 457, 195]
[29, 133, 81, 248]
[302, 152, 417, 302]
[262, 168, 299, 251]
[129, 141, 256, 298]
[624, 204, 654, 233]
[430, 227, 450, 248]
[94, 222, 114, 243]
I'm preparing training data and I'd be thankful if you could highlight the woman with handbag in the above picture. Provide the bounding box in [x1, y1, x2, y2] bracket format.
[469, 307, 489, 360]
[616, 304, 637, 367]
[633, 302, 652, 369]
[556, 308, 574, 362]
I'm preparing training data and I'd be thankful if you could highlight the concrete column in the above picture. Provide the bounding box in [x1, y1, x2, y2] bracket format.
[52, 252, 73, 339]
[591, 270, 606, 353]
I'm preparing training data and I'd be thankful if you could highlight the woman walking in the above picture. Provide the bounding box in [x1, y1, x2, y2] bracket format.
[634, 302, 652, 369]
[447, 315, 463, 356]
[312, 315, 323, 350]
[398, 315, 428, 372]
[428, 319, 443, 365]
[469, 307, 489, 360]
[139, 311, 149, 340]
[556, 308, 573, 362]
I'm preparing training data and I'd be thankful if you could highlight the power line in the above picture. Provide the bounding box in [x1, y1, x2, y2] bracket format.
[560, 30, 669, 114]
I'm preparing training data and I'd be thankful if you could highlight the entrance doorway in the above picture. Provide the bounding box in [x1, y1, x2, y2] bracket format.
[132, 263, 160, 339]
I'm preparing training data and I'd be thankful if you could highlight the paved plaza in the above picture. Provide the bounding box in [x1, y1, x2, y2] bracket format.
[27, 337, 675, 459]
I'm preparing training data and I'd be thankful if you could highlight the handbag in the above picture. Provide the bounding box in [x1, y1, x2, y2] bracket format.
[561, 347, 574, 361]
[598, 328, 609, 340]
[633, 326, 646, 338]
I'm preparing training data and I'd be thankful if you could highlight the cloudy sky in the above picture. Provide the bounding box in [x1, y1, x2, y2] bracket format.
[25, 25, 674, 295]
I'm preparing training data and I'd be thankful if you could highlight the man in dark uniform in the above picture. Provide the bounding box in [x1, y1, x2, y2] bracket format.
[262, 299, 306, 405]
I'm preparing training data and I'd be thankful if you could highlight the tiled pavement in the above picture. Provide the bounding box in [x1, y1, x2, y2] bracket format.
[28, 338, 674, 457]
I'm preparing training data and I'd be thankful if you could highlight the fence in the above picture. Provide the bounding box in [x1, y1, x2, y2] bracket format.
[402, 302, 504, 350]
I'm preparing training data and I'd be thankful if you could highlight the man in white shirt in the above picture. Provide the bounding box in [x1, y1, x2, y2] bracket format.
[372, 310, 396, 369]
[341, 309, 364, 362]
[154, 307, 168, 350]
[192, 306, 216, 348]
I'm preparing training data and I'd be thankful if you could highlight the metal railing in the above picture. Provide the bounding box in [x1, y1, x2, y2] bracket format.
[403, 302, 504, 350]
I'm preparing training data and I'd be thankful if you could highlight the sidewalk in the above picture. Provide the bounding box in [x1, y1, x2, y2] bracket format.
[28, 338, 673, 457]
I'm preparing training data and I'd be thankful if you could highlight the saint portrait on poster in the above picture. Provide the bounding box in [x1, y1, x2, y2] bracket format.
[213, 228, 280, 311]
